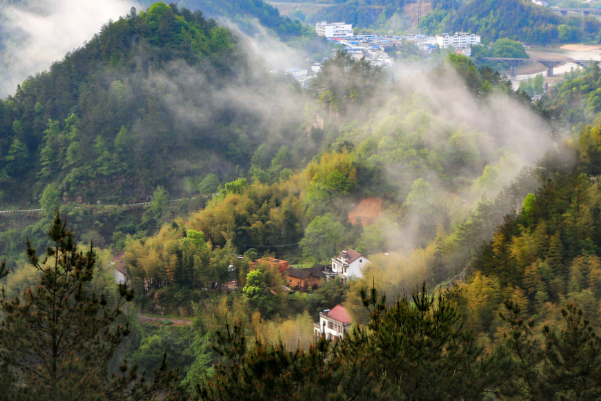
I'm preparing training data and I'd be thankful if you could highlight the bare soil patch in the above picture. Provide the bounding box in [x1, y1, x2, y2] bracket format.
[349, 197, 383, 226]
[560, 44, 601, 52]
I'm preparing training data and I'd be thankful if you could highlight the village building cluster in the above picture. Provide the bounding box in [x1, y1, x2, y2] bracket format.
[283, 24, 481, 86]
[114, 248, 367, 339]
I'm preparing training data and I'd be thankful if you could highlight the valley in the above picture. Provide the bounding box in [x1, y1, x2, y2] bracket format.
[2, 0, 601, 399]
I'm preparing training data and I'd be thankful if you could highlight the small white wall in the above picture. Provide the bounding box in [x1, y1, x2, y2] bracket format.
[114, 270, 126, 284]
[346, 258, 368, 279]
[319, 316, 345, 339]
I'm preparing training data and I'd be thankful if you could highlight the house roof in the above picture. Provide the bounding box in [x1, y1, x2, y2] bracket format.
[336, 248, 363, 264]
[286, 264, 326, 279]
[113, 253, 126, 275]
[327, 305, 352, 325]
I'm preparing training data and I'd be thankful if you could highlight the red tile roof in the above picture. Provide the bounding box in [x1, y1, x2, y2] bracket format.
[327, 304, 351, 325]
[336, 248, 362, 264]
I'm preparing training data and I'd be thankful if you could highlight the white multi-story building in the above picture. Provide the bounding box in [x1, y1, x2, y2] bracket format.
[314, 304, 352, 340]
[285, 69, 307, 80]
[316, 22, 353, 38]
[330, 248, 369, 281]
[436, 32, 481, 48]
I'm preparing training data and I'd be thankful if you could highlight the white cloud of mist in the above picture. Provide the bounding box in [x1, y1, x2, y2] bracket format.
[217, 16, 307, 71]
[0, 0, 553, 260]
[0, 0, 139, 97]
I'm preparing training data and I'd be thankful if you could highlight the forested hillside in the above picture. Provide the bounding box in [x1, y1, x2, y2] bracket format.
[138, 0, 306, 39]
[422, 0, 601, 43]
[0, 2, 306, 207]
[118, 52, 551, 317]
[302, 0, 455, 29]
[537, 64, 601, 131]
[7, 1, 601, 398]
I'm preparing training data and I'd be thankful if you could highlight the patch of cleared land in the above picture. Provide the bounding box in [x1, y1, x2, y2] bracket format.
[560, 44, 601, 52]
[348, 197, 383, 226]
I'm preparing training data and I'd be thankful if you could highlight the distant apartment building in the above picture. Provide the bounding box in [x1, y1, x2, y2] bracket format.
[285, 69, 307, 80]
[436, 32, 481, 49]
[316, 22, 353, 38]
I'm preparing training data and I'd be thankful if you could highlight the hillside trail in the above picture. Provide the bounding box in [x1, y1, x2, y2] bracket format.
[137, 314, 193, 326]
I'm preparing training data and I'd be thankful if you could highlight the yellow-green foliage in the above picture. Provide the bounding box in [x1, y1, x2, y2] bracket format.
[189, 181, 306, 250]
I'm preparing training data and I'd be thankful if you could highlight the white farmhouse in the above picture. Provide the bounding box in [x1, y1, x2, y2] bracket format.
[316, 22, 353, 38]
[331, 248, 369, 281]
[314, 304, 352, 340]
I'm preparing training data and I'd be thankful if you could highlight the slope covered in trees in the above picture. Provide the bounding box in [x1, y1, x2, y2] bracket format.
[120, 53, 551, 321]
[422, 0, 601, 43]
[537, 64, 601, 131]
[5, 2, 601, 398]
[0, 2, 304, 206]
[139, 0, 307, 39]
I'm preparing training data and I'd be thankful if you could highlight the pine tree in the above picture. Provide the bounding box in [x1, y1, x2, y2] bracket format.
[0, 213, 185, 400]
[4, 137, 29, 175]
[357, 284, 510, 400]
[197, 320, 383, 400]
[542, 303, 601, 399]
[501, 300, 601, 399]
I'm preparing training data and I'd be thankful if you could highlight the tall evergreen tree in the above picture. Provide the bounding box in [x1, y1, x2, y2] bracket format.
[0, 213, 185, 400]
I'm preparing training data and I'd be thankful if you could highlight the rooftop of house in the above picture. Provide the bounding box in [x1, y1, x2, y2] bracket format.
[326, 305, 352, 325]
[285, 264, 327, 279]
[112, 253, 126, 275]
[334, 248, 363, 265]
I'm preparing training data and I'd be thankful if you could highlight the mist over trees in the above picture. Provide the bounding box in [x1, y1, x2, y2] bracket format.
[5, 0, 601, 399]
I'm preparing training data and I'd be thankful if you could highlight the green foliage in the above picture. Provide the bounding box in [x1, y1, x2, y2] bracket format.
[537, 63, 601, 128]
[183, 229, 207, 250]
[199, 173, 220, 196]
[198, 320, 380, 400]
[310, 52, 385, 116]
[0, 2, 254, 205]
[3, 137, 28, 175]
[191, 181, 305, 251]
[151, 186, 168, 220]
[436, 0, 601, 44]
[519, 74, 545, 98]
[439, 53, 517, 97]
[138, 0, 306, 40]
[491, 38, 529, 58]
[0, 214, 184, 400]
[304, 278, 348, 319]
[125, 224, 235, 304]
[501, 300, 601, 398]
[242, 269, 267, 299]
[221, 178, 248, 196]
[243, 248, 260, 261]
[39, 183, 61, 217]
[198, 284, 510, 400]
[523, 192, 535, 214]
[300, 213, 344, 262]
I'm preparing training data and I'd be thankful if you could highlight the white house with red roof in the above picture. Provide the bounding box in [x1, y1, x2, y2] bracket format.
[330, 248, 369, 281]
[314, 304, 352, 340]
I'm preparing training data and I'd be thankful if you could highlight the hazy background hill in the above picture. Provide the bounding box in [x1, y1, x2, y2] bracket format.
[0, 2, 310, 207]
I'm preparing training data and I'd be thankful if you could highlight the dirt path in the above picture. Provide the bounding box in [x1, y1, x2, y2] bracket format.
[137, 314, 193, 326]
